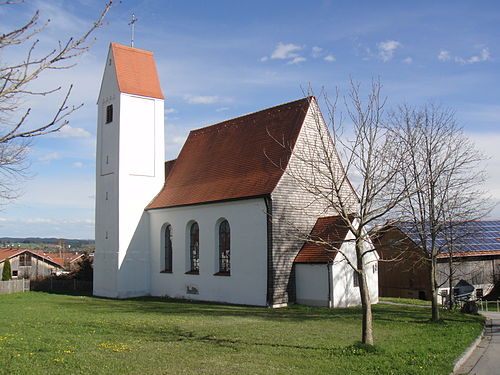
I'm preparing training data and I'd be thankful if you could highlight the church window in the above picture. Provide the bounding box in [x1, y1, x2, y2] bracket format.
[218, 220, 230, 274]
[189, 222, 199, 273]
[106, 104, 113, 123]
[163, 225, 173, 272]
[353, 270, 359, 287]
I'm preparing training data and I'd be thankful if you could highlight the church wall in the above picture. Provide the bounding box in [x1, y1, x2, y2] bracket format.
[94, 51, 120, 297]
[295, 264, 330, 307]
[270, 100, 356, 306]
[148, 198, 268, 306]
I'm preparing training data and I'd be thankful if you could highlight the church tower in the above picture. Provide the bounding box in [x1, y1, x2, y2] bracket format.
[94, 43, 165, 298]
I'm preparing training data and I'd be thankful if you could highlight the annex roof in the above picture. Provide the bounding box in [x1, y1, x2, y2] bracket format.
[147, 97, 311, 209]
[397, 220, 500, 256]
[294, 216, 351, 263]
[110, 43, 164, 99]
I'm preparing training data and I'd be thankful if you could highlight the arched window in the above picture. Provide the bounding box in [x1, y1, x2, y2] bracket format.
[189, 222, 199, 273]
[218, 220, 230, 274]
[163, 225, 172, 272]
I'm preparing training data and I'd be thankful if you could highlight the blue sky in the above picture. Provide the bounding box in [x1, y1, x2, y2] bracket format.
[1, 0, 499, 239]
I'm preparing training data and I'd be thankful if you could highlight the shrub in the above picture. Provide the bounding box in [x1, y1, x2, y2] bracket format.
[2, 258, 12, 280]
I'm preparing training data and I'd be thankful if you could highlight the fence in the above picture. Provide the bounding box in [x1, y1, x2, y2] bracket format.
[30, 279, 92, 293]
[477, 299, 500, 312]
[0, 279, 92, 295]
[0, 279, 30, 295]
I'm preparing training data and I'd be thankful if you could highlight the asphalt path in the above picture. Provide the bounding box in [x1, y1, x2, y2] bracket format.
[456, 311, 500, 375]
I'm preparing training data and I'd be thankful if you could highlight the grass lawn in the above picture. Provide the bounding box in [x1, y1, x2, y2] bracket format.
[379, 297, 433, 306]
[0, 292, 483, 375]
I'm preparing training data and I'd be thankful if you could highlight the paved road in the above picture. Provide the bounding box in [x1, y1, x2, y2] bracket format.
[456, 311, 500, 375]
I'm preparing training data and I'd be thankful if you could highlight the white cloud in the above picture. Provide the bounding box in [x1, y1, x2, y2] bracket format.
[72, 162, 84, 168]
[288, 56, 306, 64]
[172, 136, 187, 145]
[439, 48, 491, 64]
[53, 125, 91, 138]
[261, 42, 306, 64]
[271, 42, 303, 59]
[438, 50, 451, 62]
[216, 107, 229, 112]
[165, 108, 177, 114]
[403, 57, 413, 64]
[312, 46, 322, 58]
[377, 40, 401, 62]
[324, 55, 336, 62]
[464, 48, 491, 64]
[38, 152, 61, 162]
[184, 95, 221, 104]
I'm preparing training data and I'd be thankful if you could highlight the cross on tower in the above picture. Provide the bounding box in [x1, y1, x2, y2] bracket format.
[128, 14, 138, 47]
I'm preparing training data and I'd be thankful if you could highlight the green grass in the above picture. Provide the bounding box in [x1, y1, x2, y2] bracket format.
[0, 292, 483, 375]
[379, 297, 434, 306]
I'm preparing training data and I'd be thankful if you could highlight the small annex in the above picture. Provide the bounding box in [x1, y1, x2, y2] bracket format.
[93, 43, 379, 307]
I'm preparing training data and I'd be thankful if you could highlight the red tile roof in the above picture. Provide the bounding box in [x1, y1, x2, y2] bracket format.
[0, 248, 24, 262]
[0, 249, 63, 268]
[294, 216, 351, 263]
[147, 97, 311, 209]
[111, 43, 164, 99]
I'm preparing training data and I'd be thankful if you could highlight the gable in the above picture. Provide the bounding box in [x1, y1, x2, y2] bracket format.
[147, 97, 311, 209]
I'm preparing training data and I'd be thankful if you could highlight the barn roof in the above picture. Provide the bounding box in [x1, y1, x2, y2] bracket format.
[110, 43, 164, 99]
[294, 216, 351, 263]
[397, 220, 500, 256]
[0, 249, 63, 268]
[147, 97, 311, 209]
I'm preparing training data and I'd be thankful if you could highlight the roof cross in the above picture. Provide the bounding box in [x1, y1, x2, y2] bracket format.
[128, 14, 138, 47]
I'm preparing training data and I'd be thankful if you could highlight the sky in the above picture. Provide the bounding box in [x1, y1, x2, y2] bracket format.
[0, 0, 499, 239]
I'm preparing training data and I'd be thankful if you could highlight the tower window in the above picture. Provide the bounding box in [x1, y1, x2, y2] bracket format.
[106, 104, 113, 123]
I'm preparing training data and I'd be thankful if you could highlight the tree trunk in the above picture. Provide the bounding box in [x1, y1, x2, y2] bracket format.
[358, 270, 373, 345]
[430, 256, 440, 321]
[448, 255, 454, 310]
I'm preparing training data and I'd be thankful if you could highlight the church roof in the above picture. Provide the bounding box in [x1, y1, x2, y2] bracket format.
[294, 216, 351, 263]
[111, 43, 164, 99]
[147, 97, 311, 209]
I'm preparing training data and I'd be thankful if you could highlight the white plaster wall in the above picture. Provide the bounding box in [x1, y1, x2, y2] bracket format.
[295, 264, 329, 307]
[331, 229, 379, 308]
[148, 198, 268, 306]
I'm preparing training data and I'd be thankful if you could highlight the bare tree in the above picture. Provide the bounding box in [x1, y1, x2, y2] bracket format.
[390, 104, 491, 321]
[281, 81, 408, 345]
[0, 0, 113, 204]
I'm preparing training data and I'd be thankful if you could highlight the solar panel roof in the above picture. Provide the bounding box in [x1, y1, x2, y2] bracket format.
[397, 220, 500, 254]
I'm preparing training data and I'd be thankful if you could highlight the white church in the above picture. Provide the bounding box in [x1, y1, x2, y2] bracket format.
[93, 43, 379, 308]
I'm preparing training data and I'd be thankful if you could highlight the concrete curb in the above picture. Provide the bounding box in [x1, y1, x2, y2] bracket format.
[451, 317, 489, 374]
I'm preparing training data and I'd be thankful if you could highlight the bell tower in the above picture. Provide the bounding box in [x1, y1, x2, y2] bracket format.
[94, 43, 165, 298]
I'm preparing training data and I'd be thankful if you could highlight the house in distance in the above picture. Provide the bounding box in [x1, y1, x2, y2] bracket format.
[93, 43, 379, 308]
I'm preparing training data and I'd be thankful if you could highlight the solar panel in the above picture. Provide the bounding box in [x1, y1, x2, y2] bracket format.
[396, 220, 500, 255]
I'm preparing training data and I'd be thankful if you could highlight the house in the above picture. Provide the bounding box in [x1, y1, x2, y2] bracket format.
[51, 252, 85, 271]
[0, 248, 63, 279]
[374, 221, 500, 301]
[93, 42, 379, 307]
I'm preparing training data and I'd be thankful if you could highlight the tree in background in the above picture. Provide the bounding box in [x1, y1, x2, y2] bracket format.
[2, 257, 12, 280]
[0, 0, 113, 205]
[390, 104, 491, 321]
[69, 253, 93, 281]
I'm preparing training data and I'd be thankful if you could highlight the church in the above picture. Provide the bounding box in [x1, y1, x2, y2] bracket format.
[93, 43, 379, 308]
